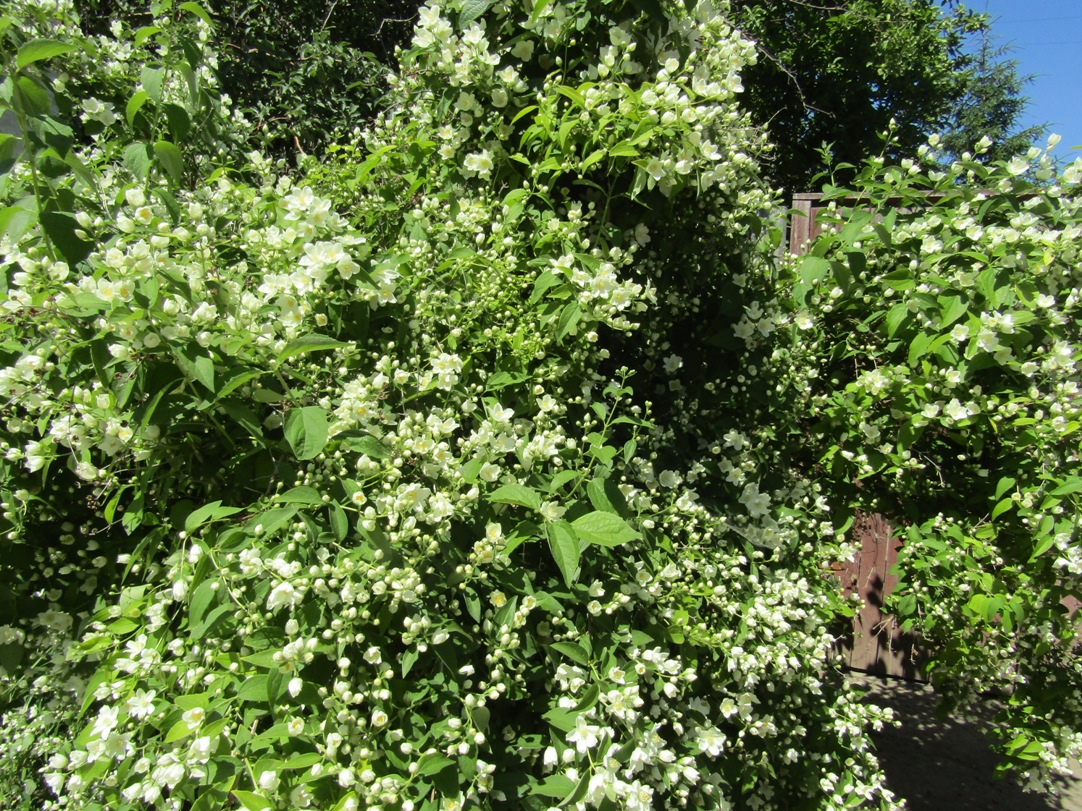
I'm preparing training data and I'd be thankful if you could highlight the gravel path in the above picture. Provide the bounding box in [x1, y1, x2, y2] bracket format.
[857, 677, 1082, 810]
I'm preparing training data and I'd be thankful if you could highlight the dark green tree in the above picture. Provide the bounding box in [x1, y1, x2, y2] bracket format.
[729, 0, 986, 192]
[938, 25, 1045, 163]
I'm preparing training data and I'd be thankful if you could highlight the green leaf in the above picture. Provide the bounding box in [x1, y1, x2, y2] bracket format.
[527, 0, 551, 26]
[793, 256, 831, 307]
[16, 39, 76, 70]
[231, 791, 272, 811]
[884, 302, 908, 338]
[164, 718, 192, 743]
[608, 140, 639, 158]
[134, 25, 163, 47]
[278, 486, 323, 505]
[586, 477, 629, 516]
[126, 91, 150, 127]
[486, 370, 530, 389]
[329, 503, 348, 541]
[277, 333, 348, 363]
[163, 103, 192, 141]
[547, 521, 580, 588]
[459, 0, 491, 26]
[141, 66, 165, 102]
[283, 752, 322, 770]
[188, 579, 216, 629]
[194, 354, 215, 391]
[341, 434, 391, 459]
[220, 399, 263, 438]
[555, 302, 581, 340]
[153, 140, 184, 183]
[581, 149, 606, 171]
[1050, 478, 1082, 497]
[123, 142, 153, 179]
[179, 1, 215, 26]
[548, 641, 588, 665]
[401, 647, 419, 677]
[236, 674, 270, 701]
[531, 774, 576, 798]
[907, 332, 934, 366]
[1030, 534, 1056, 561]
[547, 469, 579, 492]
[571, 511, 638, 547]
[0, 203, 38, 243]
[13, 75, 51, 116]
[994, 476, 1017, 500]
[528, 270, 563, 305]
[938, 294, 968, 329]
[555, 85, 584, 107]
[416, 754, 456, 777]
[249, 506, 296, 536]
[511, 105, 538, 125]
[284, 406, 329, 461]
[488, 483, 541, 511]
[41, 208, 92, 266]
[185, 500, 243, 533]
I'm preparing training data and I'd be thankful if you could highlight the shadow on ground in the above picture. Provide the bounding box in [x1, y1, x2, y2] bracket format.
[857, 677, 1082, 810]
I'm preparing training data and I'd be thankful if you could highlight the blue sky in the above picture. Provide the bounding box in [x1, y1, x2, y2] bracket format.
[972, 0, 1082, 160]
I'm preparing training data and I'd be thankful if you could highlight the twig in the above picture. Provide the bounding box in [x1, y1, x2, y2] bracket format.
[319, 0, 340, 33]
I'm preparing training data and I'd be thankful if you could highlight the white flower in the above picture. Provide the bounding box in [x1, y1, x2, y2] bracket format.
[738, 483, 770, 517]
[1006, 156, 1029, 176]
[267, 581, 301, 613]
[944, 398, 970, 422]
[464, 150, 495, 179]
[188, 735, 215, 761]
[127, 688, 156, 719]
[567, 715, 601, 753]
[511, 39, 534, 60]
[539, 501, 566, 522]
[658, 470, 680, 488]
[720, 696, 737, 718]
[182, 706, 205, 730]
[696, 726, 725, 757]
[737, 693, 755, 719]
[93, 704, 120, 738]
[258, 770, 280, 793]
[644, 158, 665, 181]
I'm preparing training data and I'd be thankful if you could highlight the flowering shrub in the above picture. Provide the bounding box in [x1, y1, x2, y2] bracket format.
[0, 0, 911, 809]
[770, 135, 1082, 788]
[5, 0, 1079, 808]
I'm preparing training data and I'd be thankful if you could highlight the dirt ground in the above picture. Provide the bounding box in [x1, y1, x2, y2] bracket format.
[857, 676, 1082, 810]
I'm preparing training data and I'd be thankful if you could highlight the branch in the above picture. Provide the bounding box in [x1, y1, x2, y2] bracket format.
[751, 40, 830, 118]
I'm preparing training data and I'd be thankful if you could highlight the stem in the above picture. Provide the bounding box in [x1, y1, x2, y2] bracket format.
[8, 66, 56, 260]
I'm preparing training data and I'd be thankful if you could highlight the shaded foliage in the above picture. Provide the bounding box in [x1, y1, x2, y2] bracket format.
[75, 0, 421, 161]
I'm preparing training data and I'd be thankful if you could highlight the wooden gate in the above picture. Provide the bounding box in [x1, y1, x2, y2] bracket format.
[789, 194, 927, 681]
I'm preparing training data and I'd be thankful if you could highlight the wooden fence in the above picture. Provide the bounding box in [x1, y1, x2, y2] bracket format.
[789, 192, 1080, 681]
[789, 194, 926, 681]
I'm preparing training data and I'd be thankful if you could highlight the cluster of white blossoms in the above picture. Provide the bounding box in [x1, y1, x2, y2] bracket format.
[0, 174, 390, 486]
